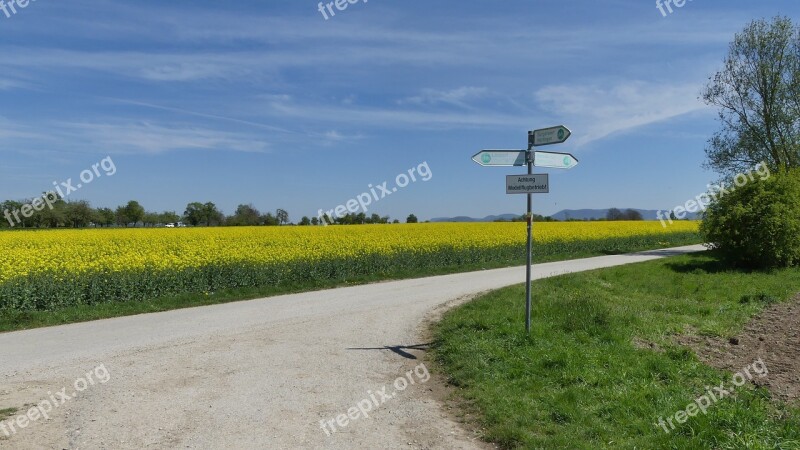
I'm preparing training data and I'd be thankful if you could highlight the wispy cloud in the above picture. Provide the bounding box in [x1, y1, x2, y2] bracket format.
[398, 87, 489, 109]
[56, 121, 271, 154]
[535, 80, 710, 146]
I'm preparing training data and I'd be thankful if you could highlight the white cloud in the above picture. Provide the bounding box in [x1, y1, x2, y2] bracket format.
[58, 121, 270, 154]
[535, 80, 710, 146]
[398, 87, 489, 108]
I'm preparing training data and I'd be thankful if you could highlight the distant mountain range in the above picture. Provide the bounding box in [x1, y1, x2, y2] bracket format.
[430, 214, 520, 223]
[550, 209, 701, 221]
[431, 209, 700, 222]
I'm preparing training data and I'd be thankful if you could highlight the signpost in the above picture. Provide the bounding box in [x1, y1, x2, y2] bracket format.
[473, 125, 576, 333]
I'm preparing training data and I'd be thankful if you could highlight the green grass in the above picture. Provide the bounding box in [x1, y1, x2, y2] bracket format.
[0, 233, 700, 333]
[0, 408, 15, 421]
[433, 252, 800, 449]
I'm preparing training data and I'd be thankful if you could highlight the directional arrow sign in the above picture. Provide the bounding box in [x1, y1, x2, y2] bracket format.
[472, 150, 527, 167]
[534, 151, 579, 169]
[529, 126, 571, 147]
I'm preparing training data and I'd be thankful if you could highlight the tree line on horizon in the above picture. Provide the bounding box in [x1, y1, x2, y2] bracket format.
[0, 196, 422, 229]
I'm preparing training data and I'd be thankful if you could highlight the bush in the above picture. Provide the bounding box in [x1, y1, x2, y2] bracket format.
[701, 168, 800, 268]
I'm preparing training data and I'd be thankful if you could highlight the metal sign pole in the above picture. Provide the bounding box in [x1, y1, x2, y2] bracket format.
[525, 149, 533, 334]
[473, 126, 575, 334]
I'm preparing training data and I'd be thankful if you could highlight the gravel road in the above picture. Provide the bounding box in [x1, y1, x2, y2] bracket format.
[0, 245, 705, 449]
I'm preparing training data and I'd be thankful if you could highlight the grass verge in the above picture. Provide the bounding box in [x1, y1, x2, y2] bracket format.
[0, 408, 15, 421]
[0, 233, 700, 332]
[432, 251, 800, 449]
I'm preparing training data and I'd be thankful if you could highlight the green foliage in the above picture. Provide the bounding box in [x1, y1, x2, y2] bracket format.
[703, 16, 800, 176]
[701, 168, 800, 268]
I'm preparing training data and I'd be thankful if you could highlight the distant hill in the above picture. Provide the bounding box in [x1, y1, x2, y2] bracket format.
[550, 209, 700, 221]
[430, 214, 520, 223]
[433, 209, 700, 223]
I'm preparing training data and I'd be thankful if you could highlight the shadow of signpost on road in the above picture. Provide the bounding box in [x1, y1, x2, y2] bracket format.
[346, 342, 434, 360]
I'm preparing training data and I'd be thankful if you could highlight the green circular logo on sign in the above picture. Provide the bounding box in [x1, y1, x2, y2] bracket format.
[563, 156, 570, 166]
[482, 154, 491, 163]
[557, 128, 565, 140]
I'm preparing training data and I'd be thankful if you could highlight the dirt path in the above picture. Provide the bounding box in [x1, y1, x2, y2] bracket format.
[677, 295, 800, 404]
[0, 245, 704, 449]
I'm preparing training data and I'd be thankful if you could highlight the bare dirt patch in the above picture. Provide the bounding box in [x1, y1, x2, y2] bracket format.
[676, 295, 800, 404]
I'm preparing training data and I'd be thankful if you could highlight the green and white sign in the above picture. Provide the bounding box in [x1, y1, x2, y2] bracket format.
[529, 126, 571, 147]
[534, 151, 579, 169]
[472, 150, 527, 167]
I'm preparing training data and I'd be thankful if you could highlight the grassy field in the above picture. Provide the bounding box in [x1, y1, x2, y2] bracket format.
[0, 222, 700, 332]
[433, 252, 800, 449]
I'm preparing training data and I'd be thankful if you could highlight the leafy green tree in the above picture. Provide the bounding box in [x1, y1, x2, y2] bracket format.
[703, 17, 800, 176]
[115, 206, 127, 227]
[276, 209, 289, 225]
[95, 207, 116, 227]
[406, 214, 418, 224]
[229, 204, 261, 226]
[142, 211, 160, 227]
[184, 202, 205, 226]
[262, 212, 279, 226]
[65, 201, 94, 228]
[606, 208, 624, 221]
[623, 209, 643, 221]
[203, 202, 224, 226]
[38, 196, 67, 228]
[159, 211, 180, 225]
[299, 216, 311, 226]
[123, 201, 145, 227]
[701, 168, 800, 268]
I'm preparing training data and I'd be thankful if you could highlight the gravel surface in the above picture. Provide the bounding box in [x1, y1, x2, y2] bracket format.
[0, 245, 705, 449]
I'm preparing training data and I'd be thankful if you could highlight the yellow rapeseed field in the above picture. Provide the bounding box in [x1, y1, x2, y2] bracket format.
[0, 222, 698, 284]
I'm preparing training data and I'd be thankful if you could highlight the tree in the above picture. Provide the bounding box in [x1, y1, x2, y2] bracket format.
[276, 209, 289, 226]
[122, 201, 145, 227]
[115, 206, 127, 227]
[184, 202, 205, 226]
[65, 201, 94, 228]
[262, 212, 279, 226]
[159, 211, 180, 225]
[203, 202, 223, 226]
[701, 168, 800, 268]
[702, 17, 800, 176]
[406, 214, 418, 224]
[622, 209, 643, 221]
[142, 211, 160, 227]
[95, 207, 116, 227]
[299, 216, 311, 226]
[229, 204, 261, 226]
[606, 208, 624, 221]
[311, 217, 320, 226]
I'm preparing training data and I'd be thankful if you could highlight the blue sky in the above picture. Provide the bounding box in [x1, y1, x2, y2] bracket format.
[0, 0, 797, 221]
